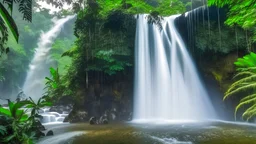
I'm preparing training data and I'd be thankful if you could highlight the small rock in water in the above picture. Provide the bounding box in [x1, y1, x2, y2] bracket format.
[89, 117, 96, 125]
[46, 130, 54, 136]
[103, 119, 108, 124]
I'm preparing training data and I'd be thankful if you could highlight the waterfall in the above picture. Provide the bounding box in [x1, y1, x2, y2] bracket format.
[23, 15, 75, 101]
[133, 14, 217, 122]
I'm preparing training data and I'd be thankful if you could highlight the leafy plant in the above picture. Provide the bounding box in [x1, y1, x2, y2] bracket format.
[208, 0, 256, 41]
[0, 96, 52, 144]
[45, 67, 60, 89]
[44, 67, 65, 102]
[225, 52, 256, 121]
[0, 0, 33, 56]
[0, 100, 32, 143]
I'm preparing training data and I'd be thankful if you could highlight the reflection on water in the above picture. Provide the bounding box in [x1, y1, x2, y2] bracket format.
[38, 121, 256, 144]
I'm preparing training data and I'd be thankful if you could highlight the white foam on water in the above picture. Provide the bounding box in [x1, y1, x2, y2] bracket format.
[150, 136, 193, 144]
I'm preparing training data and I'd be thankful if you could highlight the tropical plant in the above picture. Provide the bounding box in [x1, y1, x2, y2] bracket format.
[0, 0, 33, 55]
[45, 67, 60, 89]
[0, 100, 33, 143]
[44, 67, 65, 102]
[0, 96, 52, 143]
[224, 52, 256, 121]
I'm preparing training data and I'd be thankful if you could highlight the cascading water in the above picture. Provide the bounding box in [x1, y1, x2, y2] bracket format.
[133, 14, 216, 122]
[22, 15, 76, 123]
[23, 15, 75, 100]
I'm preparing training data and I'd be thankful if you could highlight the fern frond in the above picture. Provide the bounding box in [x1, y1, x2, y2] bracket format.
[233, 71, 255, 79]
[18, 0, 32, 22]
[237, 67, 256, 72]
[240, 94, 256, 103]
[228, 75, 256, 93]
[242, 104, 256, 121]
[224, 83, 256, 100]
[235, 96, 256, 120]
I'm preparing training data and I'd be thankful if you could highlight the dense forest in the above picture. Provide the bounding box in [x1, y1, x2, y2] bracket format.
[1, 0, 256, 144]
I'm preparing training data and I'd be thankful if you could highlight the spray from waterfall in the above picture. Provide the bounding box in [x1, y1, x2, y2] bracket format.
[23, 15, 76, 100]
[133, 14, 217, 122]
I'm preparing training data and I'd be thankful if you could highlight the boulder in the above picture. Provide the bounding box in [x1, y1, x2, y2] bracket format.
[46, 130, 54, 136]
[64, 110, 88, 123]
[89, 117, 96, 125]
[102, 119, 108, 124]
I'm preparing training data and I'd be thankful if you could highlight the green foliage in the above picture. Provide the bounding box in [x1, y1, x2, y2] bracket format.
[0, 2, 18, 55]
[0, 96, 51, 143]
[208, 0, 256, 42]
[44, 67, 65, 102]
[225, 52, 256, 121]
[0, 9, 53, 97]
[195, 21, 247, 53]
[51, 38, 74, 75]
[96, 0, 185, 18]
[87, 50, 132, 75]
[234, 52, 256, 70]
[45, 67, 60, 89]
[208, 0, 256, 29]
[0, 0, 33, 56]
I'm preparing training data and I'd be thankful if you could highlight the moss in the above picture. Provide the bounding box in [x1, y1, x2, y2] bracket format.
[202, 53, 238, 91]
[212, 71, 223, 83]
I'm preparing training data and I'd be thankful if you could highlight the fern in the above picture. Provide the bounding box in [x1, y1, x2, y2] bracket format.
[242, 104, 256, 121]
[235, 96, 256, 120]
[225, 52, 256, 121]
[224, 82, 256, 100]
[18, 0, 32, 22]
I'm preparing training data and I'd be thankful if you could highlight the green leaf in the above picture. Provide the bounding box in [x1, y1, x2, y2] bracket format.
[3, 134, 15, 142]
[0, 106, 11, 117]
[0, 2, 19, 42]
[0, 125, 6, 135]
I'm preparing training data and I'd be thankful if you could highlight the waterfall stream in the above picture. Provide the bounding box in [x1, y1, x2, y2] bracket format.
[23, 15, 75, 100]
[133, 14, 217, 122]
[22, 15, 76, 123]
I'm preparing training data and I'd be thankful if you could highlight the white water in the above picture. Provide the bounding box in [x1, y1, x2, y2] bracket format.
[23, 15, 75, 100]
[133, 14, 216, 121]
[38, 131, 85, 144]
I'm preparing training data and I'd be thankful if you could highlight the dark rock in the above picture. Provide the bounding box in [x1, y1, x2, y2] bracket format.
[35, 131, 45, 138]
[64, 110, 88, 123]
[50, 105, 73, 114]
[34, 120, 46, 131]
[46, 130, 54, 136]
[89, 117, 96, 125]
[102, 119, 108, 124]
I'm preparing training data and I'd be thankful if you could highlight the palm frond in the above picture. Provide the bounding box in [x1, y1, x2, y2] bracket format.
[0, 2, 19, 42]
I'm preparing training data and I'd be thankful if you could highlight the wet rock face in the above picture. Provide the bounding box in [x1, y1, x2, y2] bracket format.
[49, 104, 73, 114]
[64, 110, 88, 123]
[84, 81, 133, 122]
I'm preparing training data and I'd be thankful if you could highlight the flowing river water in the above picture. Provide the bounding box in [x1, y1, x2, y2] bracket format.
[38, 121, 256, 144]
